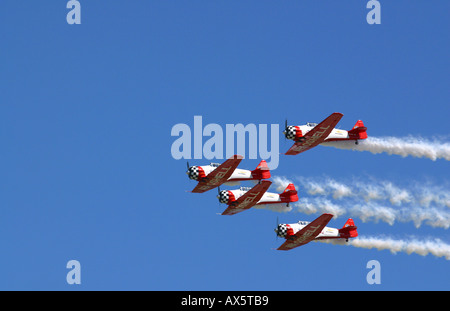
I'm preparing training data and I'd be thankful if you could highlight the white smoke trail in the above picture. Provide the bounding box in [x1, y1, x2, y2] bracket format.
[296, 197, 347, 218]
[296, 194, 450, 229]
[296, 176, 450, 210]
[272, 176, 450, 229]
[320, 236, 450, 260]
[350, 203, 450, 229]
[293, 197, 450, 229]
[321, 136, 450, 161]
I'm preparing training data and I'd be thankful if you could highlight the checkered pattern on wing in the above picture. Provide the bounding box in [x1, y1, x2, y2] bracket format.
[285, 126, 297, 140]
[276, 224, 288, 238]
[187, 166, 199, 180]
[218, 190, 229, 204]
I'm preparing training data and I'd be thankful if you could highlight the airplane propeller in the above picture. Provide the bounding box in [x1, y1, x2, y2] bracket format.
[282, 119, 287, 143]
[217, 186, 221, 207]
[274, 216, 280, 241]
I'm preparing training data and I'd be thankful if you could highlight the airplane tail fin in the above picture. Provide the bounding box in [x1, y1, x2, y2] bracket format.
[279, 183, 299, 203]
[251, 160, 271, 180]
[348, 120, 368, 139]
[339, 218, 358, 239]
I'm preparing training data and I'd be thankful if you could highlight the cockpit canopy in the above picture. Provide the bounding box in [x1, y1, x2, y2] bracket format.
[306, 122, 317, 127]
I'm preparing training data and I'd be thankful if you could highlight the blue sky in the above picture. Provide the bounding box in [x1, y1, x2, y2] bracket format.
[0, 1, 449, 290]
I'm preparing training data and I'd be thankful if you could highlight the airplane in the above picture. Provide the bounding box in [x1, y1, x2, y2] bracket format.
[186, 155, 271, 193]
[274, 213, 358, 251]
[283, 112, 367, 155]
[217, 180, 299, 215]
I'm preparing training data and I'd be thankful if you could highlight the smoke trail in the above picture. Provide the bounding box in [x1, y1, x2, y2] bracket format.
[294, 197, 450, 229]
[320, 236, 450, 260]
[350, 203, 450, 229]
[321, 136, 450, 161]
[272, 176, 450, 229]
[295, 175, 450, 209]
[295, 194, 450, 229]
[296, 197, 347, 218]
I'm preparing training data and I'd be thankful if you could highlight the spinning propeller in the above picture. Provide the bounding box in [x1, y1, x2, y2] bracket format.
[274, 216, 280, 240]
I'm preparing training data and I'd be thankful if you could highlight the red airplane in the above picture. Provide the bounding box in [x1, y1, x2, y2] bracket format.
[218, 180, 299, 215]
[284, 112, 367, 155]
[186, 155, 271, 193]
[275, 213, 358, 250]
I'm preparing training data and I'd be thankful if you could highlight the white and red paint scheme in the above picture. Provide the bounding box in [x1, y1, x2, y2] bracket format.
[218, 182, 299, 215]
[275, 214, 358, 250]
[284, 112, 367, 155]
[188, 160, 270, 184]
[187, 155, 271, 193]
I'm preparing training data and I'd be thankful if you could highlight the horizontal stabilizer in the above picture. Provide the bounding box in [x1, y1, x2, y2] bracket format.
[339, 218, 358, 238]
[348, 120, 367, 139]
[252, 159, 271, 179]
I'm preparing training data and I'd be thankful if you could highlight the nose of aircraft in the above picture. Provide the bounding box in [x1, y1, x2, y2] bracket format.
[284, 126, 297, 140]
[274, 224, 288, 238]
[217, 190, 229, 204]
[187, 166, 199, 180]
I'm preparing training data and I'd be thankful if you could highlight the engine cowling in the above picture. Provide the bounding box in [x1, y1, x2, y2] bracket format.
[187, 166, 205, 181]
[284, 126, 303, 141]
[274, 224, 294, 238]
[217, 190, 235, 204]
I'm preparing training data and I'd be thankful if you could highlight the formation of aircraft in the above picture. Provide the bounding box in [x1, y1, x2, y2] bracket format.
[185, 112, 365, 252]
[275, 213, 358, 250]
[186, 154, 297, 215]
[284, 112, 367, 155]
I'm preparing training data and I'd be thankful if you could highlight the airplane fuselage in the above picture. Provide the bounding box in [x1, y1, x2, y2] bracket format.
[199, 165, 254, 182]
[227, 188, 287, 205]
[218, 182, 298, 207]
[284, 117, 367, 149]
[283, 221, 341, 240]
[275, 218, 357, 243]
[291, 124, 354, 143]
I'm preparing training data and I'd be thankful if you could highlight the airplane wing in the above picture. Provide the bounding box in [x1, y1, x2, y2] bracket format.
[285, 112, 343, 155]
[277, 213, 334, 250]
[191, 155, 243, 193]
[222, 180, 272, 215]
